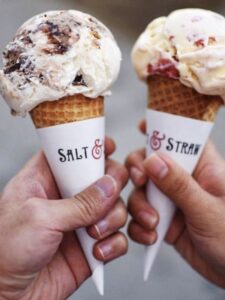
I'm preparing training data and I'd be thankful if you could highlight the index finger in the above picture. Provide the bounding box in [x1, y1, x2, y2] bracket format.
[139, 120, 146, 135]
[105, 136, 116, 157]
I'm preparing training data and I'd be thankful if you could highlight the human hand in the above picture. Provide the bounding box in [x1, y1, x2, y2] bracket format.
[0, 137, 128, 300]
[126, 121, 225, 288]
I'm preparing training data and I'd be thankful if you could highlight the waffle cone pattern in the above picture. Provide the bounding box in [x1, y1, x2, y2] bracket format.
[30, 94, 104, 129]
[148, 76, 223, 122]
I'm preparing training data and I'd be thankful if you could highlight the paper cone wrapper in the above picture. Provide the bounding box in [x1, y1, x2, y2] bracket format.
[30, 95, 105, 295]
[144, 76, 222, 281]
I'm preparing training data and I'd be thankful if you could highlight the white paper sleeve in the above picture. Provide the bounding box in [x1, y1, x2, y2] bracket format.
[144, 109, 214, 281]
[37, 117, 105, 295]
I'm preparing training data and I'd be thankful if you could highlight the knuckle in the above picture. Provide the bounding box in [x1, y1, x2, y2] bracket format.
[128, 151, 138, 164]
[116, 201, 128, 226]
[127, 188, 141, 213]
[169, 171, 190, 198]
[117, 233, 129, 254]
[75, 190, 102, 224]
[126, 151, 139, 166]
[117, 162, 129, 177]
[110, 161, 129, 183]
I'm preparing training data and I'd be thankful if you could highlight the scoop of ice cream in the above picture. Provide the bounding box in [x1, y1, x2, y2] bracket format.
[132, 8, 225, 100]
[0, 10, 121, 115]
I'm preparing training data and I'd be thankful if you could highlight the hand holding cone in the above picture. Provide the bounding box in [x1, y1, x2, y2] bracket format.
[132, 8, 225, 280]
[0, 10, 121, 295]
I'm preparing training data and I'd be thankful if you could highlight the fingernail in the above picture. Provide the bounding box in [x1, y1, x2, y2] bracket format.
[130, 167, 146, 185]
[98, 243, 112, 259]
[143, 232, 157, 245]
[144, 153, 169, 179]
[94, 219, 108, 237]
[149, 232, 157, 244]
[138, 211, 157, 228]
[95, 175, 117, 197]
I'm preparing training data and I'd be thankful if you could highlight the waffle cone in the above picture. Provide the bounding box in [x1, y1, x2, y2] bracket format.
[148, 76, 223, 122]
[30, 94, 104, 129]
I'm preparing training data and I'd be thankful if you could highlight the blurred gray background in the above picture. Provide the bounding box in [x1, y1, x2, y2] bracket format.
[1, 0, 225, 299]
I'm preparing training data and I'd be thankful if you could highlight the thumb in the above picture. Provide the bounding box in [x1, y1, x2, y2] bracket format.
[42, 175, 119, 232]
[143, 153, 215, 218]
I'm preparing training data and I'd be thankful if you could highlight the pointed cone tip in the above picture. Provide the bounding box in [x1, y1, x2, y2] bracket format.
[92, 265, 104, 296]
[143, 265, 150, 282]
[143, 247, 156, 283]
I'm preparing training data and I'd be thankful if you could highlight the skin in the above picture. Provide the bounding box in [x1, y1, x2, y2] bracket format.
[126, 120, 225, 288]
[0, 137, 129, 300]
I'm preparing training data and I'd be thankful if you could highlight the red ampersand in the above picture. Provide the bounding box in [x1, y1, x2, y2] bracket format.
[92, 139, 103, 159]
[150, 131, 166, 151]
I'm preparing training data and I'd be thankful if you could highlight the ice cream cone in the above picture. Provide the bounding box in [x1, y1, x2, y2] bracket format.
[131, 7, 225, 287]
[30, 94, 105, 296]
[144, 75, 222, 281]
[147, 76, 222, 122]
[0, 9, 121, 297]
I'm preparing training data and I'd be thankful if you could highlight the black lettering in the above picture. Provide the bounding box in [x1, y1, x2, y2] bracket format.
[194, 144, 201, 155]
[175, 141, 182, 153]
[181, 143, 188, 154]
[187, 144, 194, 155]
[82, 146, 89, 159]
[67, 149, 75, 161]
[166, 138, 174, 151]
[58, 148, 66, 162]
[75, 149, 83, 160]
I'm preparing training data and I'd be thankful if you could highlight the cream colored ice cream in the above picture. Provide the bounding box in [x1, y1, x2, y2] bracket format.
[132, 8, 225, 100]
[0, 10, 121, 115]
